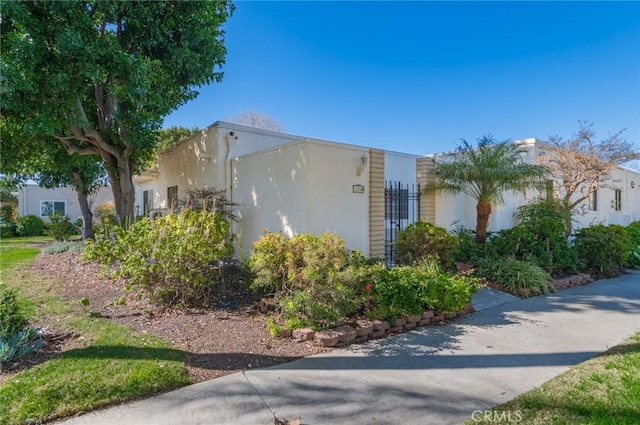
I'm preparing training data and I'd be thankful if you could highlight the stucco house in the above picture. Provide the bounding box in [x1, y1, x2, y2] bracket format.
[133, 121, 420, 258]
[134, 123, 640, 260]
[426, 138, 640, 233]
[17, 184, 114, 222]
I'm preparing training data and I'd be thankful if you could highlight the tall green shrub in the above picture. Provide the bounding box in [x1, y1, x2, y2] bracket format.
[16, 215, 45, 236]
[574, 224, 632, 276]
[394, 221, 458, 267]
[489, 199, 578, 276]
[83, 210, 235, 307]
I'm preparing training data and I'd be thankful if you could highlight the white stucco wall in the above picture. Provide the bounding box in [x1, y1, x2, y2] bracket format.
[18, 185, 113, 221]
[134, 122, 303, 215]
[384, 151, 419, 185]
[231, 140, 371, 255]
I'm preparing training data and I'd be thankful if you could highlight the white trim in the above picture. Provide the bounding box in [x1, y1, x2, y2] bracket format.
[39, 200, 67, 217]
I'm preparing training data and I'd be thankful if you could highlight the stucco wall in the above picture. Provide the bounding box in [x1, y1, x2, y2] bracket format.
[231, 140, 371, 255]
[134, 122, 302, 216]
[18, 185, 113, 221]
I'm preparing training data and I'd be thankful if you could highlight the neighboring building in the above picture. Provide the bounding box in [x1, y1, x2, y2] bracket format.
[425, 138, 640, 233]
[133, 121, 419, 258]
[17, 185, 114, 222]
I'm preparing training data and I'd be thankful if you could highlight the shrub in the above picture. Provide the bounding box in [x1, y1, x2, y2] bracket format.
[486, 199, 578, 276]
[625, 225, 640, 269]
[42, 240, 84, 255]
[123, 211, 234, 306]
[394, 221, 458, 268]
[0, 328, 43, 363]
[94, 201, 117, 225]
[574, 224, 632, 276]
[367, 260, 480, 320]
[16, 215, 45, 236]
[476, 257, 553, 297]
[0, 287, 42, 363]
[0, 288, 28, 339]
[249, 232, 350, 294]
[450, 226, 496, 266]
[1, 204, 16, 223]
[44, 212, 78, 241]
[0, 223, 16, 238]
[83, 210, 235, 307]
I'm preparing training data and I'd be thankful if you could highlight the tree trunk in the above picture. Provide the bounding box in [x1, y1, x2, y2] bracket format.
[103, 153, 136, 224]
[70, 172, 95, 240]
[476, 201, 492, 244]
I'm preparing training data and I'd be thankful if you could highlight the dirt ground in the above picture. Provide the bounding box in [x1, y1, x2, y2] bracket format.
[2, 251, 328, 383]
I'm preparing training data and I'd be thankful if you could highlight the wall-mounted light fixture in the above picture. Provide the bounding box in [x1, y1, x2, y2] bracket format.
[356, 153, 368, 176]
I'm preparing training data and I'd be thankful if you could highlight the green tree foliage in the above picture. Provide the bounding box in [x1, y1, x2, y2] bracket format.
[156, 126, 200, 152]
[427, 136, 547, 243]
[1, 1, 234, 221]
[1, 119, 107, 239]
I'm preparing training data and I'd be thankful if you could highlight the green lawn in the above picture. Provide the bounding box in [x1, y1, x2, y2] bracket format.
[0, 237, 192, 425]
[467, 332, 640, 425]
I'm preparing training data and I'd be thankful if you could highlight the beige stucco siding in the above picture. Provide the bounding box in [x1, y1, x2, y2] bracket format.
[232, 140, 371, 255]
[18, 185, 113, 221]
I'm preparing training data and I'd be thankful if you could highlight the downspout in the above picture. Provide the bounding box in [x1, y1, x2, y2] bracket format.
[224, 131, 238, 241]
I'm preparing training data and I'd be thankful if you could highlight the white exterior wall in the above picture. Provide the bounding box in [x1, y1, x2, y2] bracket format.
[134, 122, 302, 215]
[384, 151, 419, 184]
[231, 140, 371, 255]
[17, 185, 113, 221]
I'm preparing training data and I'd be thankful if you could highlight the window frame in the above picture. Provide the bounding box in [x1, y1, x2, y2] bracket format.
[614, 189, 622, 211]
[167, 185, 179, 210]
[40, 200, 67, 218]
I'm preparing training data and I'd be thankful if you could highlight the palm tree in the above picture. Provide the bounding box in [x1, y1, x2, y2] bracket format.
[429, 135, 547, 243]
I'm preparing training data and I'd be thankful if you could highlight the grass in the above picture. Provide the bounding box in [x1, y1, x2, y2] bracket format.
[0, 237, 192, 425]
[466, 332, 640, 424]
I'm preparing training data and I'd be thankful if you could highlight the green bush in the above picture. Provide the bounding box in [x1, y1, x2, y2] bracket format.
[487, 200, 578, 276]
[0, 287, 42, 363]
[394, 221, 458, 268]
[625, 225, 640, 269]
[450, 226, 496, 266]
[476, 257, 553, 297]
[0, 288, 28, 339]
[367, 260, 480, 320]
[574, 224, 632, 276]
[83, 210, 235, 307]
[1, 204, 16, 223]
[42, 240, 84, 255]
[0, 223, 16, 238]
[250, 231, 350, 294]
[16, 215, 45, 236]
[44, 212, 78, 241]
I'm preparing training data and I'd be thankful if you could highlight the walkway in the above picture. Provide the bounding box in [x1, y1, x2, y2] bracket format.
[60, 273, 640, 425]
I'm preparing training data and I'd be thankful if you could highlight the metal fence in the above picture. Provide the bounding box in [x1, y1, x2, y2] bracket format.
[384, 181, 421, 265]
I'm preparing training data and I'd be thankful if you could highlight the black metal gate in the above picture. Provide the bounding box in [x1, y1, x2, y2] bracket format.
[385, 181, 421, 265]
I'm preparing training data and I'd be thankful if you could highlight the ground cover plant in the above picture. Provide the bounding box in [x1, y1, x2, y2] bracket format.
[466, 331, 640, 424]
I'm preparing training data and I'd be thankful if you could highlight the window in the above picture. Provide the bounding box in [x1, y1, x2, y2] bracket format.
[167, 186, 179, 209]
[545, 180, 554, 200]
[385, 187, 409, 220]
[40, 201, 66, 217]
[143, 190, 153, 215]
[590, 190, 598, 212]
[614, 189, 622, 211]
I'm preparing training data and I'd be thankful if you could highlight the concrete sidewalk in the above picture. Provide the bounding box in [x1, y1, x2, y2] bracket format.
[60, 273, 640, 425]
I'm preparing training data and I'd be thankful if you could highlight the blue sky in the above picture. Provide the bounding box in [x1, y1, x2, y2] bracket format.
[163, 1, 640, 156]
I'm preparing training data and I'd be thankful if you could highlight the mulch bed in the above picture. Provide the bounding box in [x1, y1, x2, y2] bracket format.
[1, 251, 328, 383]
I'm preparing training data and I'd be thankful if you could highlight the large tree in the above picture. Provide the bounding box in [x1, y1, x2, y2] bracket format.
[428, 136, 547, 243]
[539, 121, 639, 237]
[1, 0, 233, 221]
[1, 117, 107, 239]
